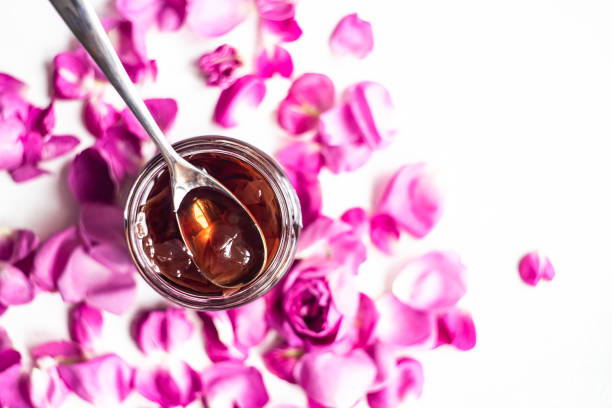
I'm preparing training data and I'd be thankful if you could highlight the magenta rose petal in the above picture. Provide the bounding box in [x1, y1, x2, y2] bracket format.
[199, 312, 249, 362]
[89, 243, 136, 275]
[68, 148, 116, 203]
[104, 19, 157, 83]
[340, 207, 368, 236]
[198, 44, 242, 87]
[227, 297, 268, 348]
[518, 251, 555, 286]
[0, 327, 11, 351]
[69, 303, 104, 351]
[121, 98, 178, 140]
[255, 0, 295, 21]
[31, 340, 83, 360]
[52, 51, 95, 99]
[435, 309, 476, 351]
[57, 353, 133, 405]
[213, 75, 266, 128]
[369, 213, 400, 254]
[136, 308, 194, 354]
[79, 202, 125, 247]
[353, 293, 379, 347]
[262, 18, 302, 42]
[0, 263, 34, 306]
[255, 45, 293, 79]
[32, 226, 80, 291]
[0, 349, 30, 408]
[83, 98, 120, 138]
[392, 251, 467, 311]
[135, 360, 202, 407]
[0, 73, 26, 94]
[0, 117, 25, 170]
[277, 73, 335, 135]
[262, 345, 303, 383]
[85, 273, 136, 315]
[295, 349, 376, 408]
[201, 362, 269, 408]
[9, 165, 48, 183]
[375, 294, 434, 347]
[40, 135, 80, 161]
[367, 357, 424, 408]
[0, 229, 39, 264]
[187, 0, 251, 37]
[330, 13, 374, 59]
[277, 141, 324, 175]
[95, 125, 143, 183]
[374, 163, 442, 239]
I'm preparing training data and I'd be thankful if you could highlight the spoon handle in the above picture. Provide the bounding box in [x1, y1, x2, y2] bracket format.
[48, 0, 179, 165]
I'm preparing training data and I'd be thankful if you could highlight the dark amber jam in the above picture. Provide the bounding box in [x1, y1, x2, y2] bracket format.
[138, 152, 282, 296]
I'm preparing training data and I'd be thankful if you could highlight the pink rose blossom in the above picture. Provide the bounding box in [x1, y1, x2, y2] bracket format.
[213, 75, 266, 128]
[198, 44, 243, 87]
[135, 308, 194, 354]
[255, 45, 294, 79]
[117, 0, 188, 31]
[372, 163, 442, 242]
[518, 251, 555, 286]
[69, 303, 104, 351]
[435, 308, 476, 351]
[201, 362, 269, 408]
[134, 360, 202, 407]
[330, 13, 374, 59]
[277, 73, 335, 135]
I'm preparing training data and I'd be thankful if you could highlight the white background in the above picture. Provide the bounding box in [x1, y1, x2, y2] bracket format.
[2, 0, 612, 407]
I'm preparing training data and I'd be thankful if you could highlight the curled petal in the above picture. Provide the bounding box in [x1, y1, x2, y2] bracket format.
[41, 135, 79, 161]
[255, 45, 293, 79]
[53, 51, 95, 99]
[344, 82, 395, 149]
[367, 356, 423, 408]
[199, 312, 248, 362]
[375, 163, 442, 238]
[79, 203, 125, 247]
[375, 294, 433, 347]
[69, 303, 104, 351]
[436, 309, 476, 351]
[340, 207, 368, 236]
[187, 0, 251, 37]
[277, 73, 335, 135]
[31, 341, 83, 361]
[0, 349, 30, 408]
[0, 263, 34, 306]
[353, 293, 379, 347]
[83, 98, 120, 138]
[29, 364, 70, 408]
[68, 148, 116, 204]
[32, 226, 80, 291]
[136, 308, 194, 354]
[121, 98, 178, 140]
[295, 349, 376, 408]
[227, 298, 268, 348]
[135, 361, 202, 407]
[198, 44, 242, 87]
[392, 251, 467, 311]
[256, 0, 295, 21]
[0, 229, 39, 264]
[157, 0, 188, 30]
[518, 251, 555, 286]
[57, 354, 133, 405]
[95, 125, 143, 183]
[369, 213, 400, 254]
[0, 327, 11, 351]
[277, 141, 324, 175]
[213, 75, 266, 128]
[9, 165, 48, 183]
[0, 73, 26, 95]
[201, 362, 269, 408]
[0, 117, 25, 170]
[106, 19, 157, 83]
[330, 14, 374, 59]
[262, 345, 303, 383]
[262, 18, 302, 42]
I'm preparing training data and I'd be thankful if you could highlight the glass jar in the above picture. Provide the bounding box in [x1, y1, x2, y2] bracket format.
[124, 136, 302, 310]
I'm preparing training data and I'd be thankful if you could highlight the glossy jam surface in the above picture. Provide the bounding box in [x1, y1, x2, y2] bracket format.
[138, 152, 282, 296]
[176, 186, 266, 288]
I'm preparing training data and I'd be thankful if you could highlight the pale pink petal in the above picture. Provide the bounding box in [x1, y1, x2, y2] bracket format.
[116, 0, 159, 28]
[518, 251, 555, 286]
[367, 357, 423, 408]
[213, 75, 266, 128]
[0, 229, 39, 264]
[375, 294, 434, 347]
[0, 73, 29, 121]
[262, 18, 302, 42]
[134, 361, 202, 407]
[83, 98, 120, 138]
[436, 309, 476, 351]
[369, 213, 400, 254]
[353, 293, 379, 347]
[295, 349, 376, 408]
[344, 82, 395, 149]
[227, 297, 268, 348]
[68, 148, 117, 204]
[201, 362, 269, 408]
[198, 44, 242, 87]
[40, 135, 79, 161]
[79, 202, 125, 247]
[255, 45, 293, 79]
[256, 0, 295, 21]
[121, 98, 178, 140]
[340, 207, 368, 236]
[375, 163, 443, 238]
[199, 311, 248, 362]
[89, 243, 136, 275]
[157, 0, 188, 30]
[9, 165, 49, 183]
[187, 0, 251, 37]
[318, 140, 372, 173]
[52, 51, 95, 99]
[277, 73, 335, 135]
[85, 273, 136, 315]
[57, 354, 134, 405]
[262, 345, 302, 383]
[0, 263, 34, 305]
[330, 13, 374, 59]
[295, 216, 351, 257]
[284, 165, 321, 228]
[276, 141, 324, 175]
[392, 251, 467, 311]
[136, 308, 194, 354]
[29, 365, 70, 408]
[69, 303, 103, 351]
[0, 349, 30, 408]
[0, 117, 25, 170]
[0, 327, 11, 351]
[32, 226, 80, 291]
[31, 340, 83, 360]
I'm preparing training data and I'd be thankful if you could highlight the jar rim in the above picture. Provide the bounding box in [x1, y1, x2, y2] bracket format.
[124, 135, 301, 310]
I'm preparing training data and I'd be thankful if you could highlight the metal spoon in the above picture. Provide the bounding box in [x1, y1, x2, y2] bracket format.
[49, 0, 267, 289]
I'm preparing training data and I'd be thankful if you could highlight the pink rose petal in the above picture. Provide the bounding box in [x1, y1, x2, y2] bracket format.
[0, 229, 39, 264]
[295, 349, 376, 408]
[0, 117, 25, 170]
[40, 135, 79, 161]
[187, 0, 251, 37]
[57, 354, 134, 405]
[392, 251, 467, 311]
[367, 356, 424, 408]
[121, 98, 178, 140]
[374, 163, 442, 238]
[277, 73, 335, 135]
[105, 19, 157, 83]
[134, 361, 202, 407]
[255, 45, 293, 79]
[9, 165, 49, 183]
[0, 263, 34, 306]
[0, 327, 11, 351]
[198, 44, 243, 87]
[83, 98, 120, 138]
[518, 251, 555, 286]
[29, 364, 70, 408]
[262, 345, 303, 383]
[201, 362, 269, 408]
[262, 18, 302, 42]
[330, 13, 374, 59]
[68, 148, 117, 204]
[345, 82, 395, 149]
[79, 202, 125, 247]
[375, 294, 434, 347]
[353, 293, 379, 347]
[369, 213, 400, 254]
[69, 303, 104, 351]
[435, 309, 476, 351]
[213, 75, 266, 128]
[117, 0, 188, 31]
[199, 311, 248, 362]
[277, 141, 324, 175]
[227, 298, 268, 348]
[95, 124, 143, 183]
[0, 349, 30, 408]
[32, 226, 80, 291]
[136, 308, 194, 354]
[31, 340, 83, 361]
[0, 73, 26, 95]
[256, 0, 295, 21]
[340, 207, 368, 236]
[53, 51, 95, 99]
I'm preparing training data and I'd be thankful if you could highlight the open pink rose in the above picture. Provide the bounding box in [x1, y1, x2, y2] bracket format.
[330, 14, 374, 59]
